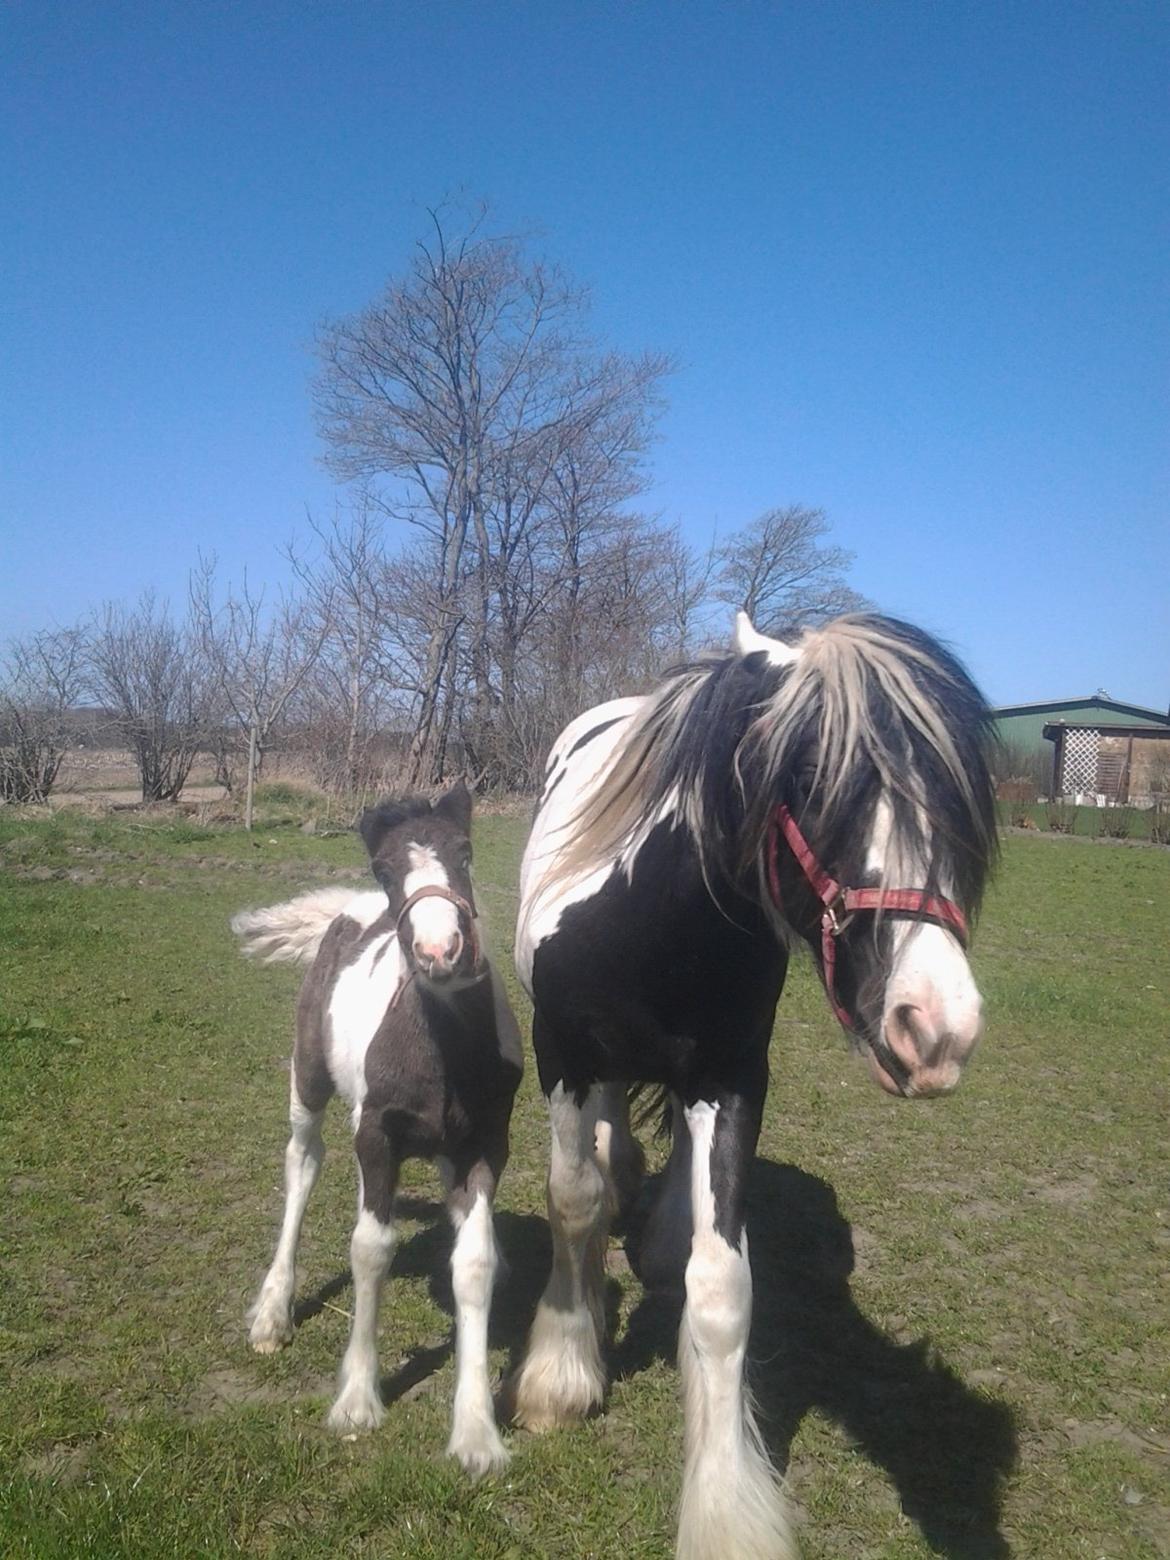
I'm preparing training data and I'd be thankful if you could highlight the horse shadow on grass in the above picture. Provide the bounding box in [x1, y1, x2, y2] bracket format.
[617, 1158, 1019, 1560]
[291, 1196, 551, 1413]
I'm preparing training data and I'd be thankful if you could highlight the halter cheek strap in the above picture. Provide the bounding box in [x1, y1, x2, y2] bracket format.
[391, 885, 483, 1007]
[765, 803, 968, 1033]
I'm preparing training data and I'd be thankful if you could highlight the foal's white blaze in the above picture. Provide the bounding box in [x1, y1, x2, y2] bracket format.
[404, 843, 462, 967]
[678, 1101, 794, 1560]
[865, 797, 983, 1098]
[732, 610, 801, 667]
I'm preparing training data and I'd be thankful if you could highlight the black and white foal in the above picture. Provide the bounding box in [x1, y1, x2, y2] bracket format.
[512, 613, 997, 1559]
[233, 783, 522, 1475]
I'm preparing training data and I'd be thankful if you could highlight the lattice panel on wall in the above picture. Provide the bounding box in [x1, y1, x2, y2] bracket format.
[1060, 729, 1100, 794]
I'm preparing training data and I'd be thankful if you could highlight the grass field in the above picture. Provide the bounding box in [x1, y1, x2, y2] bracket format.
[1, 809, 1168, 1558]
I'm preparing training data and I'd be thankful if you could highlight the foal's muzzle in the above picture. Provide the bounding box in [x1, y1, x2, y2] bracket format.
[395, 885, 482, 992]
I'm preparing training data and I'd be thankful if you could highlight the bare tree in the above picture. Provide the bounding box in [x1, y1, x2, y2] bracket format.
[712, 505, 869, 635]
[87, 595, 214, 803]
[287, 505, 417, 797]
[314, 202, 671, 787]
[190, 560, 331, 828]
[0, 626, 87, 803]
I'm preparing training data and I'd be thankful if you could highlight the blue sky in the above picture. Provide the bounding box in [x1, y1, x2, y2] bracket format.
[4, 0, 1167, 708]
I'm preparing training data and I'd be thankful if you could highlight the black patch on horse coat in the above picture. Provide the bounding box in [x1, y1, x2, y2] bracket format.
[530, 818, 786, 1103]
[567, 716, 626, 759]
[361, 976, 522, 1165]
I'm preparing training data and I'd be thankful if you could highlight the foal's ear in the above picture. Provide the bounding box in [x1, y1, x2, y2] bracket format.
[433, 779, 472, 834]
[358, 800, 413, 859]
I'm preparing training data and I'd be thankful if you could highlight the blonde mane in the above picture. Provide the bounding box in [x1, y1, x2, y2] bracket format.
[539, 615, 994, 904]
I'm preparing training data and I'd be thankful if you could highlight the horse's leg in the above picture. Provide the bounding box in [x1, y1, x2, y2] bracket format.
[443, 1148, 510, 1475]
[677, 1073, 795, 1560]
[249, 1069, 330, 1353]
[327, 1111, 399, 1432]
[513, 1078, 609, 1430]
[638, 1094, 693, 1291]
[593, 1081, 645, 1224]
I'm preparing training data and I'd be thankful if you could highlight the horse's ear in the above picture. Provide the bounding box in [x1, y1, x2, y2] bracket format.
[433, 779, 472, 834]
[733, 610, 800, 666]
[358, 800, 411, 859]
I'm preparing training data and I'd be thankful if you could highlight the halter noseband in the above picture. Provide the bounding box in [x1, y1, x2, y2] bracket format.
[391, 885, 483, 1006]
[766, 803, 968, 1033]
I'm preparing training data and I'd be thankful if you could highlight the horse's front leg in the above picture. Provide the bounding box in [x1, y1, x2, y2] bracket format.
[443, 1147, 510, 1475]
[513, 1077, 609, 1430]
[327, 1112, 398, 1433]
[677, 1068, 795, 1560]
[249, 1071, 329, 1353]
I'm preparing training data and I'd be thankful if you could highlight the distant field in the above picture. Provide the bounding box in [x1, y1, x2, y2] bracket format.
[1, 811, 1167, 1558]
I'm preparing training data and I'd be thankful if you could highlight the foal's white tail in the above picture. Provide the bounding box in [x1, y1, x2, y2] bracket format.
[231, 887, 382, 966]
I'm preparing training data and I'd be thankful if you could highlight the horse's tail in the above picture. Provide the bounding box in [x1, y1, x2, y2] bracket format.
[230, 887, 370, 966]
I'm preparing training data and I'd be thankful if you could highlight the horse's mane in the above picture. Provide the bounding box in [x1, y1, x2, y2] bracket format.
[549, 614, 997, 912]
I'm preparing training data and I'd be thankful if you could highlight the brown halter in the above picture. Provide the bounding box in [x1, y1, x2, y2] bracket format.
[390, 884, 483, 1008]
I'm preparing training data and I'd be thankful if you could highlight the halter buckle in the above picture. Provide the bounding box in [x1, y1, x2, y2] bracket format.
[822, 891, 852, 937]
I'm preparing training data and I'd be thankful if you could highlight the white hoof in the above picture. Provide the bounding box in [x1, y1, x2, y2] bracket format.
[248, 1301, 294, 1354]
[327, 1378, 385, 1433]
[447, 1422, 510, 1477]
[512, 1301, 606, 1430]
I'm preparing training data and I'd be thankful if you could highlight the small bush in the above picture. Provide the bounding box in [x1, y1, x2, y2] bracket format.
[1046, 802, 1079, 834]
[1095, 807, 1133, 840]
[1149, 803, 1169, 846]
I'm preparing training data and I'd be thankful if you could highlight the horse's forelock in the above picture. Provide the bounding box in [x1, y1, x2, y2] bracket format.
[541, 615, 996, 911]
[742, 615, 997, 908]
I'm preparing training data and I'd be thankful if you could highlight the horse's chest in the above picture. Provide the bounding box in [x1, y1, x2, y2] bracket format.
[360, 993, 516, 1157]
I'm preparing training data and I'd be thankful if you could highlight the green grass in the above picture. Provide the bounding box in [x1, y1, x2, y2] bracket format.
[1, 814, 1168, 1558]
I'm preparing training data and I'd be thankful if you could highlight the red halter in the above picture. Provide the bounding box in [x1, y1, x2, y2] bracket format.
[765, 803, 969, 1032]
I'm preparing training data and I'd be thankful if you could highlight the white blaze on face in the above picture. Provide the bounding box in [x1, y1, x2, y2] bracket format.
[404, 843, 461, 961]
[865, 795, 983, 1094]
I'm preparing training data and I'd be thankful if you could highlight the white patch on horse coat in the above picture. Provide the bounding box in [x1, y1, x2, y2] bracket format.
[512, 1083, 609, 1429]
[248, 1085, 327, 1354]
[328, 1202, 397, 1432]
[678, 1101, 795, 1560]
[447, 1189, 509, 1474]
[326, 929, 406, 1110]
[403, 843, 460, 953]
[733, 609, 801, 667]
[515, 696, 645, 992]
[863, 796, 983, 1064]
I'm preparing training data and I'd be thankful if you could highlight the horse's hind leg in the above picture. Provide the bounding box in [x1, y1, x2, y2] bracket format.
[249, 1071, 329, 1353]
[444, 1150, 510, 1475]
[513, 1078, 609, 1430]
[593, 1081, 645, 1225]
[328, 1113, 398, 1432]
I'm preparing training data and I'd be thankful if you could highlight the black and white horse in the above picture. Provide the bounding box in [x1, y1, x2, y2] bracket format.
[233, 783, 522, 1475]
[512, 613, 997, 1558]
